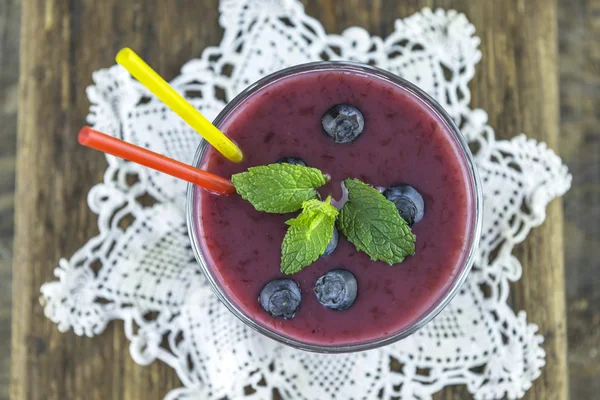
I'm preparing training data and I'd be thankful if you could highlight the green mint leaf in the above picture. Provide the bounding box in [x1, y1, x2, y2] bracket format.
[338, 179, 416, 265]
[231, 163, 328, 213]
[281, 196, 339, 275]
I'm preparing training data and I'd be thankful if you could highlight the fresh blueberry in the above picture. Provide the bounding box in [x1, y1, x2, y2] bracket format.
[383, 184, 425, 226]
[259, 279, 301, 319]
[322, 226, 339, 256]
[314, 269, 358, 311]
[276, 157, 307, 167]
[321, 104, 365, 143]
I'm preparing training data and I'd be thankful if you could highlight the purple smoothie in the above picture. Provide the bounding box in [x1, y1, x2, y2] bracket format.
[192, 66, 476, 347]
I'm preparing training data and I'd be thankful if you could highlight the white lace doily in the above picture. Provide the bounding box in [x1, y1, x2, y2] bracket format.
[40, 2, 572, 399]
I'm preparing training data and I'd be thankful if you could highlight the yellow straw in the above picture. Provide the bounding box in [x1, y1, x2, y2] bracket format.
[116, 48, 244, 163]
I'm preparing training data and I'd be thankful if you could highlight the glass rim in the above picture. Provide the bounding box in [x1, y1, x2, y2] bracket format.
[186, 61, 483, 353]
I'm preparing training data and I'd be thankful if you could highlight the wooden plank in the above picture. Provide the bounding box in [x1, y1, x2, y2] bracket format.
[0, 0, 21, 399]
[11, 1, 568, 399]
[557, 0, 600, 399]
[441, 2, 568, 400]
[11, 1, 220, 399]
[444, 1, 569, 399]
[303, 2, 567, 399]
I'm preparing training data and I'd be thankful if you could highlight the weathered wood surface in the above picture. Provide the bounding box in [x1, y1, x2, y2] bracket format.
[9, 0, 585, 399]
[0, 0, 20, 399]
[12, 1, 220, 399]
[558, 0, 600, 399]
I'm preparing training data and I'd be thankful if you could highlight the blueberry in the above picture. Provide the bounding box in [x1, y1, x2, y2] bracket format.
[259, 279, 301, 319]
[314, 269, 357, 310]
[276, 157, 307, 167]
[383, 184, 425, 226]
[321, 104, 365, 143]
[322, 226, 339, 256]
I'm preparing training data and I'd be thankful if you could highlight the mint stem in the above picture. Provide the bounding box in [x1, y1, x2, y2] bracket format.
[331, 182, 349, 210]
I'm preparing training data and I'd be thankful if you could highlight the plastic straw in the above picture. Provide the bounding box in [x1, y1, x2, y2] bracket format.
[78, 127, 235, 195]
[116, 48, 244, 163]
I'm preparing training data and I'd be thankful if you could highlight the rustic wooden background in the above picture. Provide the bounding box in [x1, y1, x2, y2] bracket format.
[1, 0, 598, 399]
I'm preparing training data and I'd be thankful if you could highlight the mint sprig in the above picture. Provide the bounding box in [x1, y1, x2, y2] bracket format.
[230, 163, 416, 273]
[338, 179, 416, 264]
[231, 163, 328, 213]
[280, 196, 339, 275]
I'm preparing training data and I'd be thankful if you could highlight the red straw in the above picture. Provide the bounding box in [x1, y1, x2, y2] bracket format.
[78, 126, 235, 195]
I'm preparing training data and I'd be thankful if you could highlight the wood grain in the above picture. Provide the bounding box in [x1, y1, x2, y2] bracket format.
[558, 0, 600, 399]
[12, 1, 221, 399]
[11, 1, 569, 399]
[0, 0, 20, 399]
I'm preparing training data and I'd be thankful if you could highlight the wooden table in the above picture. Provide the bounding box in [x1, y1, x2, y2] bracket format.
[11, 1, 569, 399]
